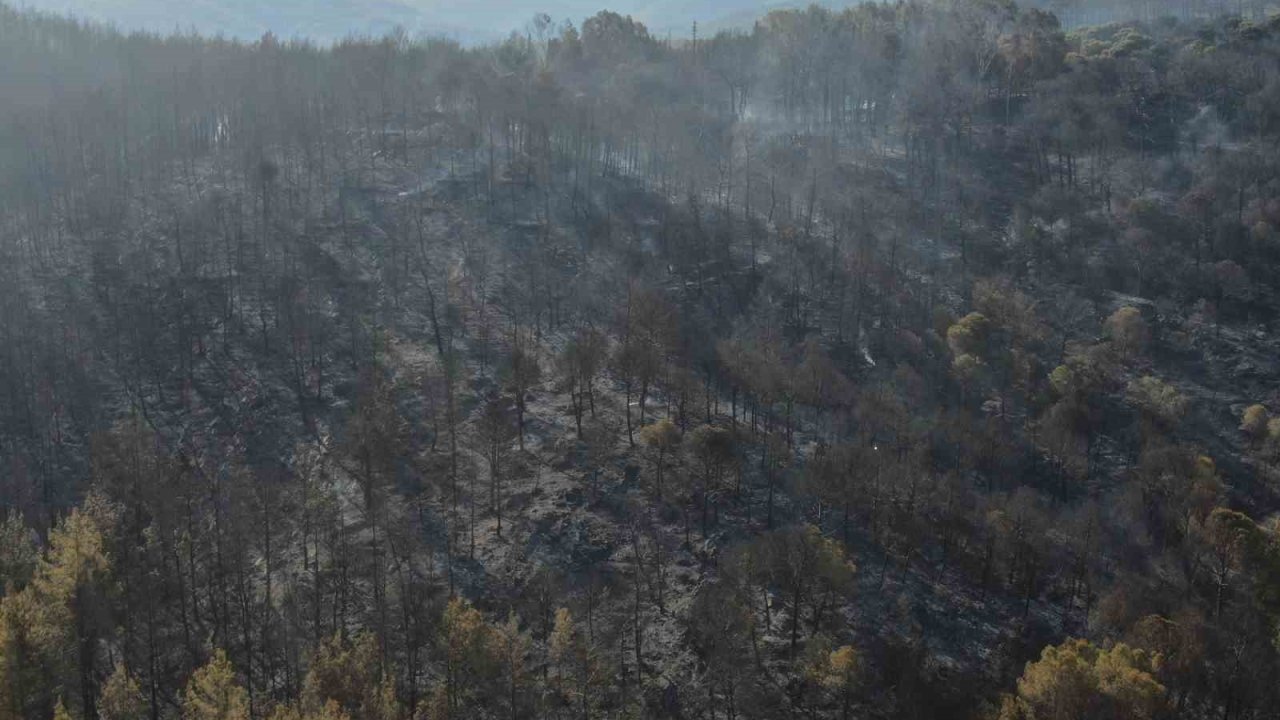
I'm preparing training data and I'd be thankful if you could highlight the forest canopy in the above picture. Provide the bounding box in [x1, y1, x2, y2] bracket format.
[4, 0, 1280, 718]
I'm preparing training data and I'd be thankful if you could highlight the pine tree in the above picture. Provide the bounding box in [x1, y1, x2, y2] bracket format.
[29, 506, 114, 719]
[806, 644, 860, 720]
[0, 590, 44, 720]
[0, 513, 36, 592]
[267, 700, 351, 720]
[549, 608, 597, 720]
[493, 614, 530, 720]
[440, 598, 496, 715]
[98, 662, 147, 720]
[301, 632, 381, 716]
[640, 419, 681, 500]
[183, 649, 250, 720]
[998, 638, 1166, 720]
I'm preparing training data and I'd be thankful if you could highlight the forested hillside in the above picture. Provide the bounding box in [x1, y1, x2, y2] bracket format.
[15, 0, 857, 43]
[5, 1, 1280, 719]
[18, 0, 1264, 44]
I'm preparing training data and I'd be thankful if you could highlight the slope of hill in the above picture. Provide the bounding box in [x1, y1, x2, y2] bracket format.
[18, 0, 485, 40]
[4, 2, 1280, 720]
[16, 0, 863, 42]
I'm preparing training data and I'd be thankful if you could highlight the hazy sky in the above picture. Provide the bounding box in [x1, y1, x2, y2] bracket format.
[17, 0, 855, 42]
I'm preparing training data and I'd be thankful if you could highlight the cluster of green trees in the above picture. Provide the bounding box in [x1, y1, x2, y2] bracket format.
[5, 0, 1280, 717]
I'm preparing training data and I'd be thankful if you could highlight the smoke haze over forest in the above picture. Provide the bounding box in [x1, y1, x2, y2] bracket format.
[15, 0, 861, 41]
[6, 0, 1280, 719]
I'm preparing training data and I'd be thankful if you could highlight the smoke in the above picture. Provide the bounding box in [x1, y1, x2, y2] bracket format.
[1184, 103, 1230, 152]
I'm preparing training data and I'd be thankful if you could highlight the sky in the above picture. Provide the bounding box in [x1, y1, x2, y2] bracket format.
[17, 0, 857, 44]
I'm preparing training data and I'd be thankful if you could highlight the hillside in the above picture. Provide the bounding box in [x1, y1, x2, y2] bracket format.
[4, 2, 1280, 720]
[15, 0, 861, 42]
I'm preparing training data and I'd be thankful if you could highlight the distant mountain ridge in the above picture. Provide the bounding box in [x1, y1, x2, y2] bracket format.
[18, 0, 476, 42]
[639, 0, 860, 36]
[17, 0, 859, 43]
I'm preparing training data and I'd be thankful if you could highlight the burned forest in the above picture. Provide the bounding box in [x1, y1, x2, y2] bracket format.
[5, 1, 1280, 718]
